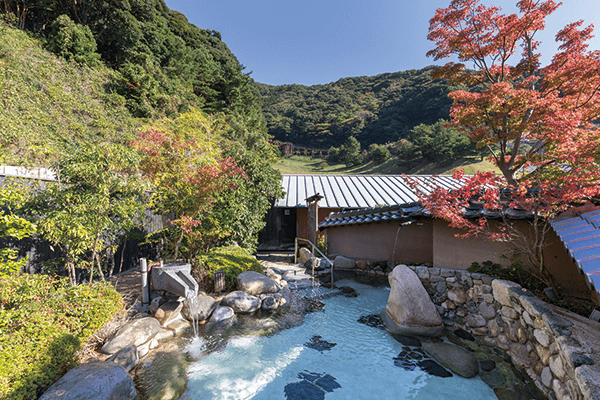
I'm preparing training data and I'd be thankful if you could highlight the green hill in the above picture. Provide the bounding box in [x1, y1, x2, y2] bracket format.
[0, 4, 281, 250]
[0, 22, 137, 166]
[257, 67, 460, 149]
[1, 0, 265, 167]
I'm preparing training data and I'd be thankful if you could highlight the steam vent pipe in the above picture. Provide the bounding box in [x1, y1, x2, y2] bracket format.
[140, 258, 150, 305]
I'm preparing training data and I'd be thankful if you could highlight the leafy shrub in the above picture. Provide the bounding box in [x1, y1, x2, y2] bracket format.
[0, 274, 123, 400]
[468, 260, 596, 317]
[369, 144, 391, 164]
[468, 260, 545, 293]
[192, 246, 264, 292]
[0, 179, 36, 276]
[47, 15, 100, 67]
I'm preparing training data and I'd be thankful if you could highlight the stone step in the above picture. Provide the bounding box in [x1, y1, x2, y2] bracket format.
[283, 271, 314, 282]
[293, 285, 342, 300]
[286, 278, 318, 290]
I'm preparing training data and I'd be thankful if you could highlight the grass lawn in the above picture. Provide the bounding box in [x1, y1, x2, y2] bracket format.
[275, 155, 500, 175]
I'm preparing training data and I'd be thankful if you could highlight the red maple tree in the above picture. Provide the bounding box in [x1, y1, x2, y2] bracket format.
[133, 125, 245, 260]
[418, 0, 600, 292]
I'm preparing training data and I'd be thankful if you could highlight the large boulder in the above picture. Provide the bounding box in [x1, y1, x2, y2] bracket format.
[220, 291, 261, 314]
[209, 305, 236, 323]
[298, 247, 312, 264]
[101, 317, 162, 355]
[155, 300, 184, 327]
[334, 256, 356, 270]
[422, 341, 479, 378]
[39, 361, 136, 400]
[182, 294, 217, 321]
[381, 265, 444, 337]
[237, 271, 279, 295]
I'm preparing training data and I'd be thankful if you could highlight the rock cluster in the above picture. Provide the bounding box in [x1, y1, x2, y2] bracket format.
[39, 361, 137, 400]
[42, 267, 291, 400]
[404, 265, 599, 400]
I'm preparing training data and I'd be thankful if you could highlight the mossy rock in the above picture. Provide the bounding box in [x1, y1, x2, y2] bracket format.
[134, 342, 188, 400]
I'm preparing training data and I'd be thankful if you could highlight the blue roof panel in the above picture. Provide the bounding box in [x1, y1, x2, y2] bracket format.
[567, 236, 600, 251]
[557, 225, 596, 237]
[571, 246, 600, 262]
[551, 216, 582, 227]
[551, 206, 600, 293]
[553, 219, 590, 232]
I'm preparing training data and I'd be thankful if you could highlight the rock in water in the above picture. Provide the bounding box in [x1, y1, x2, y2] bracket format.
[237, 271, 280, 295]
[107, 344, 138, 372]
[101, 317, 162, 354]
[381, 265, 444, 337]
[135, 342, 188, 400]
[422, 341, 479, 378]
[209, 305, 236, 322]
[182, 294, 217, 321]
[220, 291, 261, 314]
[261, 294, 282, 310]
[39, 361, 136, 400]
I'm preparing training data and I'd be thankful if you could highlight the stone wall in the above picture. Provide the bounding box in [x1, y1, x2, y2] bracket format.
[402, 265, 600, 400]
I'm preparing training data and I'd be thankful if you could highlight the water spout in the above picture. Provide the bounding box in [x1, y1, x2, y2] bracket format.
[185, 290, 200, 337]
[391, 221, 413, 265]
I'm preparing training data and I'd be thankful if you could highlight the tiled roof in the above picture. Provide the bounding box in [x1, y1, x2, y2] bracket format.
[550, 207, 600, 291]
[275, 174, 464, 209]
[318, 202, 426, 229]
[319, 200, 534, 230]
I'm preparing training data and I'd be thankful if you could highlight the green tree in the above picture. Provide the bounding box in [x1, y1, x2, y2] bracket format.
[46, 14, 100, 67]
[339, 136, 363, 166]
[35, 143, 146, 284]
[409, 119, 475, 163]
[368, 144, 391, 164]
[133, 109, 245, 260]
[0, 179, 36, 276]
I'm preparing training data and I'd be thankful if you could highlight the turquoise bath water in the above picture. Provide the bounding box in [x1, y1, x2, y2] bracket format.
[181, 281, 498, 399]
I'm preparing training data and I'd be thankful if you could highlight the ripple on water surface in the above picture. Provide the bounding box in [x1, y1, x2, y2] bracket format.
[181, 281, 498, 400]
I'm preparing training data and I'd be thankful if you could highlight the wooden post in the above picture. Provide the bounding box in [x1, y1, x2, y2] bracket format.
[305, 193, 324, 251]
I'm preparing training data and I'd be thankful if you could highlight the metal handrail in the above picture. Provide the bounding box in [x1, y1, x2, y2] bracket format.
[294, 237, 334, 286]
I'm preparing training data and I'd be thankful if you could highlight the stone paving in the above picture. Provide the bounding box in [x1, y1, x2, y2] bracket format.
[257, 252, 341, 299]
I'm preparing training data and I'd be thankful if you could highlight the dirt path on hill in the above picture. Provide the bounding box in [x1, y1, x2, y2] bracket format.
[109, 269, 142, 309]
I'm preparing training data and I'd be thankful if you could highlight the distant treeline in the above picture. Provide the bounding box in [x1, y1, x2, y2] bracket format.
[257, 66, 461, 149]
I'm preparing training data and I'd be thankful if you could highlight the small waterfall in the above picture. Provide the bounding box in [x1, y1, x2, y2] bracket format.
[391, 223, 402, 265]
[391, 221, 413, 265]
[185, 289, 200, 337]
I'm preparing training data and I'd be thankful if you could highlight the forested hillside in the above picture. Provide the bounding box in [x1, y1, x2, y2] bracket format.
[257, 67, 459, 148]
[0, 1, 281, 251]
[2, 0, 259, 121]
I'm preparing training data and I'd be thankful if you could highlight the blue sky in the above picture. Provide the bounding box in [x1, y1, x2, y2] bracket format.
[164, 0, 600, 86]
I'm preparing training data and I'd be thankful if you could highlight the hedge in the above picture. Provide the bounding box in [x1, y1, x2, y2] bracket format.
[0, 274, 123, 400]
